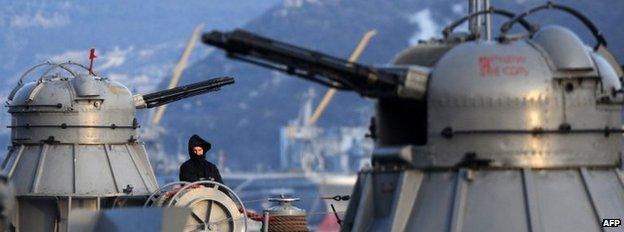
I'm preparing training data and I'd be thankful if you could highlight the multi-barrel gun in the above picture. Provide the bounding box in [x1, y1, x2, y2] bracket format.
[202, 29, 426, 99]
[134, 77, 235, 109]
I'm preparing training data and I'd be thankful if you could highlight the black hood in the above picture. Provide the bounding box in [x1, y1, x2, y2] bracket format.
[188, 134, 212, 159]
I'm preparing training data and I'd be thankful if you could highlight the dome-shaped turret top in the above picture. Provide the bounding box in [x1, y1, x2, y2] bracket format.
[7, 63, 137, 144]
[425, 25, 623, 168]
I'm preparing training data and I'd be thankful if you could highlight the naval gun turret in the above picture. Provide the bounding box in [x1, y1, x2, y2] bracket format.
[203, 1, 624, 231]
[1, 61, 234, 231]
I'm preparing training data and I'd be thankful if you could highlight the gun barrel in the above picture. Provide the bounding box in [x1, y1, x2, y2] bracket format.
[202, 29, 406, 98]
[134, 77, 234, 109]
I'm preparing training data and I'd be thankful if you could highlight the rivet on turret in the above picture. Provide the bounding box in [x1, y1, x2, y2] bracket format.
[60, 123, 67, 129]
[564, 83, 574, 93]
[465, 170, 475, 182]
[558, 123, 571, 133]
[604, 126, 611, 137]
[132, 118, 138, 129]
[441, 127, 454, 139]
[123, 184, 133, 194]
[41, 136, 59, 144]
[457, 152, 493, 167]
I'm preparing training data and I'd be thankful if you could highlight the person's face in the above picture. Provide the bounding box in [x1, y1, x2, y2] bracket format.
[193, 146, 204, 156]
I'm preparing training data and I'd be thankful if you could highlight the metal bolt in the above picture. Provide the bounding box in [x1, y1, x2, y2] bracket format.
[123, 184, 134, 194]
[564, 83, 574, 93]
[465, 170, 475, 182]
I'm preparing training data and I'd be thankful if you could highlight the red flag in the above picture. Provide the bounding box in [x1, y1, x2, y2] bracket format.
[89, 48, 97, 60]
[88, 48, 97, 75]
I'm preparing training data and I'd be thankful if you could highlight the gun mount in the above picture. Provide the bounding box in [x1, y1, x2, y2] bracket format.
[202, 29, 428, 100]
[2, 61, 234, 231]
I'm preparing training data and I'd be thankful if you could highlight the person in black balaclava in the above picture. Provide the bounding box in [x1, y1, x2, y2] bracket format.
[179, 134, 223, 184]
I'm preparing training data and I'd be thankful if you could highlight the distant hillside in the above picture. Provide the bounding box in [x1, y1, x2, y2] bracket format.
[162, 0, 624, 171]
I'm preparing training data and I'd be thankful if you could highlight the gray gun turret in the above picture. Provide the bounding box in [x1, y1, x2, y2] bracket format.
[2, 61, 234, 231]
[203, 1, 624, 231]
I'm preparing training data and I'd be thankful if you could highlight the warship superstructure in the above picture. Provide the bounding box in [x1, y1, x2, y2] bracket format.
[1, 0, 624, 231]
[202, 1, 624, 231]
